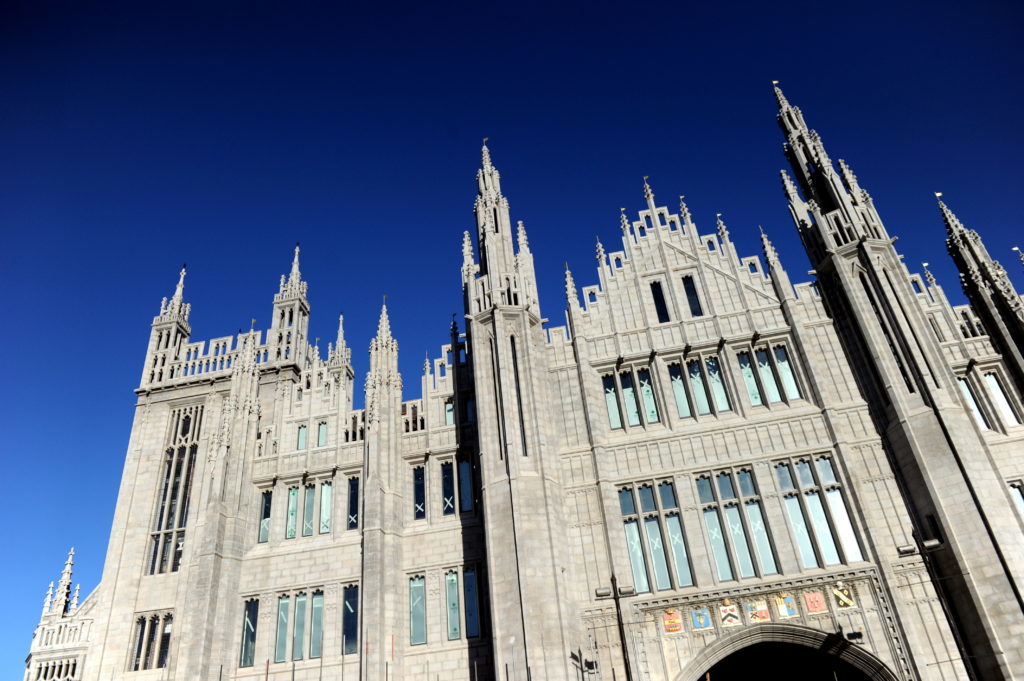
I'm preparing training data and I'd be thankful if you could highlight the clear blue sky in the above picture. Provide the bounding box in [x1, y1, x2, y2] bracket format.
[2, 0, 1022, 673]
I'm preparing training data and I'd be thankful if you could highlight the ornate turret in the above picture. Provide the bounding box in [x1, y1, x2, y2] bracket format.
[141, 267, 193, 386]
[52, 548, 74, 616]
[270, 243, 310, 365]
[940, 194, 1024, 396]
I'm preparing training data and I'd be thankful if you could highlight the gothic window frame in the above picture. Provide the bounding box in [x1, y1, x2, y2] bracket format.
[734, 340, 804, 409]
[774, 455, 865, 570]
[238, 598, 259, 668]
[976, 365, 1023, 430]
[694, 468, 778, 583]
[272, 587, 325, 664]
[341, 583, 360, 655]
[599, 363, 663, 432]
[618, 480, 694, 594]
[412, 463, 427, 520]
[957, 372, 993, 431]
[128, 610, 174, 672]
[408, 574, 427, 645]
[147, 405, 202, 576]
[1009, 480, 1024, 522]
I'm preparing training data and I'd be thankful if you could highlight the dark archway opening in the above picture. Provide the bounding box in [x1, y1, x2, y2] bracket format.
[703, 641, 872, 681]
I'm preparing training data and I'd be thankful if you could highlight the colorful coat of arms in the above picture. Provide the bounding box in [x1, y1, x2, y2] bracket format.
[774, 593, 798, 619]
[745, 599, 770, 623]
[691, 607, 713, 631]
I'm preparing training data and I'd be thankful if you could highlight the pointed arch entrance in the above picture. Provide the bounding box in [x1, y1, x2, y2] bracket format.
[677, 623, 900, 681]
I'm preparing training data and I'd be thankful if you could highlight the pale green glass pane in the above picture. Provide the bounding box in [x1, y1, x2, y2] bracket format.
[737, 470, 756, 497]
[644, 517, 672, 590]
[776, 463, 795, 491]
[705, 358, 731, 411]
[774, 346, 801, 399]
[825, 489, 863, 562]
[744, 501, 777, 575]
[795, 460, 814, 488]
[292, 593, 306, 660]
[317, 423, 327, 447]
[319, 482, 332, 533]
[623, 520, 650, 593]
[275, 597, 290, 663]
[286, 488, 298, 539]
[688, 362, 711, 415]
[664, 514, 693, 587]
[756, 349, 782, 403]
[297, 426, 307, 450]
[638, 485, 656, 512]
[716, 472, 736, 500]
[669, 365, 692, 418]
[806, 492, 840, 566]
[302, 486, 315, 536]
[816, 457, 837, 484]
[784, 496, 818, 569]
[621, 372, 641, 426]
[723, 505, 754, 578]
[445, 401, 455, 425]
[309, 592, 323, 659]
[409, 577, 426, 645]
[703, 509, 733, 581]
[738, 353, 763, 406]
[1012, 485, 1024, 520]
[959, 378, 990, 429]
[985, 373, 1021, 425]
[603, 376, 623, 430]
[637, 369, 660, 423]
[446, 573, 461, 640]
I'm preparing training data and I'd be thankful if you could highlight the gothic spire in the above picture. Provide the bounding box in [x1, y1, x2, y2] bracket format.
[619, 207, 629, 231]
[715, 213, 730, 241]
[172, 264, 186, 305]
[564, 264, 578, 308]
[516, 220, 530, 252]
[759, 225, 779, 265]
[42, 581, 53, 616]
[53, 547, 74, 615]
[376, 302, 392, 342]
[481, 137, 493, 171]
[595, 236, 605, 262]
[772, 80, 790, 110]
[157, 265, 192, 325]
[276, 243, 309, 301]
[936, 193, 966, 238]
[290, 242, 301, 281]
[678, 195, 692, 225]
[643, 176, 656, 212]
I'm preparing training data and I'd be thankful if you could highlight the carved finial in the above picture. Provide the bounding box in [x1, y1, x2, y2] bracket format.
[71, 584, 80, 610]
[715, 213, 730, 241]
[780, 169, 800, 200]
[290, 242, 301, 281]
[678, 195, 692, 224]
[619, 207, 629, 231]
[173, 264, 187, 303]
[42, 581, 53, 615]
[423, 351, 431, 375]
[481, 138, 492, 169]
[642, 176, 654, 201]
[595, 236, 605, 262]
[773, 80, 790, 109]
[936, 192, 965, 238]
[759, 225, 779, 264]
[922, 262, 937, 287]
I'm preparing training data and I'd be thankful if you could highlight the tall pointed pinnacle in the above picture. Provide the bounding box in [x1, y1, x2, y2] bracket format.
[376, 301, 392, 342]
[172, 264, 186, 304]
[1013, 246, 1024, 270]
[53, 547, 74, 615]
[595, 236, 606, 262]
[759, 225, 779, 264]
[516, 220, 530, 252]
[643, 176, 657, 212]
[423, 350, 431, 375]
[157, 264, 191, 325]
[290, 242, 301, 282]
[42, 581, 53, 616]
[71, 584, 80, 610]
[772, 80, 790, 110]
[564, 263, 579, 307]
[678, 195, 692, 225]
[922, 262, 937, 287]
[936, 192, 966, 238]
[481, 137, 493, 171]
[619, 207, 630, 231]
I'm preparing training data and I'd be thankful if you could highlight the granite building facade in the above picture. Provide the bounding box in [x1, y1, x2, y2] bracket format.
[24, 86, 1024, 681]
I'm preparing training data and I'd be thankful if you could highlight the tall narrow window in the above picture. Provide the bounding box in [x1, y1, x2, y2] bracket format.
[737, 352, 764, 406]
[292, 593, 307, 660]
[756, 349, 783, 403]
[650, 281, 671, 323]
[309, 591, 324, 659]
[637, 369, 660, 423]
[441, 462, 456, 516]
[444, 399, 455, 425]
[258, 490, 272, 543]
[688, 361, 712, 415]
[317, 422, 328, 447]
[319, 482, 332, 534]
[1011, 483, 1024, 520]
[774, 346, 801, 399]
[958, 378, 990, 430]
[132, 617, 146, 671]
[296, 425, 307, 450]
[619, 488, 650, 593]
[239, 600, 259, 668]
[347, 477, 359, 530]
[302, 485, 315, 537]
[776, 458, 862, 568]
[682, 275, 704, 316]
[984, 372, 1021, 425]
[446, 571, 461, 640]
[409, 576, 427, 645]
[668, 364, 692, 418]
[464, 568, 481, 638]
[275, 596, 290, 663]
[705, 358, 731, 412]
[286, 487, 298, 539]
[620, 372, 642, 426]
[458, 459, 474, 513]
[342, 585, 359, 654]
[149, 409, 200, 575]
[413, 467, 426, 520]
[696, 470, 776, 581]
[157, 616, 172, 668]
[603, 375, 623, 430]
